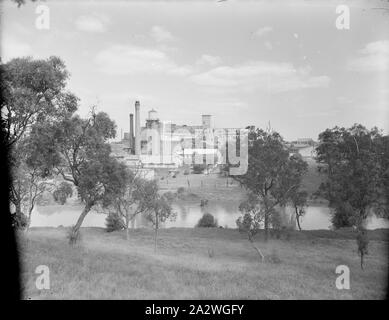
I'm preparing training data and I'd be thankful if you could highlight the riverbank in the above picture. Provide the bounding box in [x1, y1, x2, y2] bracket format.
[20, 227, 388, 299]
[155, 160, 326, 205]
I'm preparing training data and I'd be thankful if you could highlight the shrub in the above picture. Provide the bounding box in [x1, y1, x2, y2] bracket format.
[177, 187, 185, 194]
[193, 164, 206, 174]
[331, 203, 356, 229]
[11, 212, 29, 230]
[105, 212, 125, 232]
[53, 182, 73, 205]
[196, 213, 218, 228]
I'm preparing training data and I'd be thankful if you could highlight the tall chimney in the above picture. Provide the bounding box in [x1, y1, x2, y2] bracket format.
[129, 113, 134, 154]
[135, 100, 141, 156]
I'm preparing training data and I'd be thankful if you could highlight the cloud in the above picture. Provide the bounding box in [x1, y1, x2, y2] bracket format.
[0, 36, 32, 62]
[150, 26, 176, 42]
[347, 40, 389, 72]
[75, 14, 109, 33]
[189, 61, 330, 93]
[95, 44, 193, 76]
[253, 26, 273, 37]
[197, 54, 222, 66]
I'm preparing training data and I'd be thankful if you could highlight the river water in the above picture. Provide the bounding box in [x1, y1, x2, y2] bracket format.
[30, 199, 389, 230]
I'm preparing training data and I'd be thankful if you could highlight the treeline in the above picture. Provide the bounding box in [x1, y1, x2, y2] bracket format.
[231, 125, 388, 267]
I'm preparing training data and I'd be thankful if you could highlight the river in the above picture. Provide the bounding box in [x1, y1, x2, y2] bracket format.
[30, 199, 389, 230]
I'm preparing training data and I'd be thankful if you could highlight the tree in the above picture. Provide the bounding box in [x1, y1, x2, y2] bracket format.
[27, 110, 128, 244]
[146, 192, 175, 253]
[1, 57, 77, 149]
[233, 129, 308, 241]
[316, 124, 388, 228]
[290, 190, 308, 231]
[237, 192, 265, 261]
[52, 182, 73, 205]
[1, 56, 77, 228]
[196, 212, 218, 228]
[316, 124, 388, 269]
[105, 212, 125, 232]
[192, 163, 206, 174]
[9, 137, 53, 230]
[103, 170, 160, 240]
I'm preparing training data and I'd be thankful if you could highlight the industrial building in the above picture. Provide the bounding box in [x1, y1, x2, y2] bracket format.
[110, 100, 243, 172]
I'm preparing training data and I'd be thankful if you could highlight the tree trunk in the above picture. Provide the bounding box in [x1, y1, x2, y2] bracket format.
[295, 207, 302, 231]
[125, 214, 130, 240]
[296, 216, 302, 231]
[25, 206, 34, 232]
[248, 235, 264, 262]
[264, 212, 269, 242]
[154, 214, 159, 253]
[69, 203, 92, 245]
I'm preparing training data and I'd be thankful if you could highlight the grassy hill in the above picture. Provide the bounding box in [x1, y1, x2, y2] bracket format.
[20, 227, 388, 299]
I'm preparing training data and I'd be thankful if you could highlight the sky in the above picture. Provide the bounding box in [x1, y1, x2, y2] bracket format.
[1, 0, 389, 141]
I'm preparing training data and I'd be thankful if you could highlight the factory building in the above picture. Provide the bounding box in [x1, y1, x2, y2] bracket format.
[110, 100, 243, 171]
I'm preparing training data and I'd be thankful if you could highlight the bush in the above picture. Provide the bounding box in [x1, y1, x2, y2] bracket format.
[331, 203, 356, 229]
[53, 182, 73, 205]
[196, 213, 218, 228]
[11, 212, 29, 229]
[105, 212, 125, 232]
[177, 187, 185, 194]
[193, 164, 206, 174]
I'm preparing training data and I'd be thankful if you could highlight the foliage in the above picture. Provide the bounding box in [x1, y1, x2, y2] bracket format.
[316, 124, 388, 229]
[1, 56, 77, 149]
[145, 192, 176, 252]
[105, 212, 125, 232]
[53, 182, 73, 205]
[10, 211, 29, 229]
[192, 164, 206, 174]
[234, 129, 308, 240]
[237, 192, 264, 237]
[330, 202, 356, 229]
[196, 213, 218, 228]
[237, 192, 267, 261]
[27, 109, 128, 243]
[102, 171, 160, 239]
[2, 57, 77, 230]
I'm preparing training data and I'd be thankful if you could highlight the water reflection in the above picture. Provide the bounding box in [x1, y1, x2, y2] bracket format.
[30, 200, 389, 230]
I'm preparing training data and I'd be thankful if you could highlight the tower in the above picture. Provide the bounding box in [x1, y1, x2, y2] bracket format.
[135, 100, 141, 156]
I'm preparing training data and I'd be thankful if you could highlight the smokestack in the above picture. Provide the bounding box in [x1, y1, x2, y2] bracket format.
[135, 101, 141, 156]
[129, 113, 134, 154]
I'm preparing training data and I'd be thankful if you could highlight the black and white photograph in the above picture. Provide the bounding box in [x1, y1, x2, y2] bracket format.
[1, 0, 389, 303]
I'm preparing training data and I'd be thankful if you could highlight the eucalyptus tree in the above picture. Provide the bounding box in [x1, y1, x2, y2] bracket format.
[27, 111, 128, 244]
[316, 124, 389, 268]
[1, 56, 77, 226]
[234, 129, 308, 241]
[146, 191, 175, 253]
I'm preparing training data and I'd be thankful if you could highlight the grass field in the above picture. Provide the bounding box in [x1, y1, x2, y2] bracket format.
[20, 227, 388, 299]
